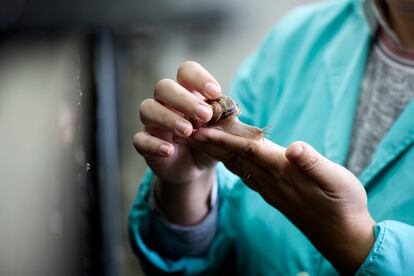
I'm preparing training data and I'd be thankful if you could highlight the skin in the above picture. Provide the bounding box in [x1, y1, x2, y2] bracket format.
[384, 0, 414, 49]
[187, 130, 375, 274]
[133, 61, 221, 225]
[133, 1, 414, 273]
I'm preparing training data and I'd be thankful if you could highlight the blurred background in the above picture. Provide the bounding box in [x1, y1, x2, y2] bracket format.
[0, 0, 315, 275]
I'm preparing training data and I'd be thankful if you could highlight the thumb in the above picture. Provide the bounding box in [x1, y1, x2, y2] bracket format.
[285, 141, 353, 188]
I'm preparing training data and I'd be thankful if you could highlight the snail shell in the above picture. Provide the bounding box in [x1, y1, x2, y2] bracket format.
[206, 95, 270, 140]
[206, 95, 241, 124]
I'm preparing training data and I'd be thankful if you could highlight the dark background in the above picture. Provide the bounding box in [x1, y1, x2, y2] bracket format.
[0, 0, 314, 275]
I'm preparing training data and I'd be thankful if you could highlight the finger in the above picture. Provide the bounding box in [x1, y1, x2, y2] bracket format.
[154, 78, 213, 123]
[192, 91, 206, 100]
[133, 131, 174, 157]
[139, 99, 193, 138]
[172, 136, 218, 169]
[146, 126, 173, 143]
[189, 140, 267, 193]
[228, 155, 301, 215]
[285, 141, 357, 190]
[188, 139, 232, 161]
[190, 136, 298, 208]
[222, 154, 265, 193]
[176, 61, 221, 99]
[193, 127, 286, 168]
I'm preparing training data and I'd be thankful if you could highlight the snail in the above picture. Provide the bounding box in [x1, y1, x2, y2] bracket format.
[206, 95, 269, 140]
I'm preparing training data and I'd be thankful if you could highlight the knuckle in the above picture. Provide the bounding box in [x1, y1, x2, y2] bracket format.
[177, 61, 198, 82]
[133, 132, 159, 156]
[301, 156, 319, 173]
[132, 132, 144, 151]
[178, 61, 197, 72]
[139, 98, 153, 111]
[132, 132, 141, 146]
[242, 141, 256, 156]
[154, 78, 174, 97]
[139, 99, 154, 121]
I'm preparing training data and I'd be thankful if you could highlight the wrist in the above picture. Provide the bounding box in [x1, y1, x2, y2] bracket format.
[346, 215, 376, 273]
[327, 214, 376, 274]
[154, 168, 216, 225]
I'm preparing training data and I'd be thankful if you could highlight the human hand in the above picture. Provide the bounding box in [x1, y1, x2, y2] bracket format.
[133, 61, 221, 224]
[188, 127, 376, 274]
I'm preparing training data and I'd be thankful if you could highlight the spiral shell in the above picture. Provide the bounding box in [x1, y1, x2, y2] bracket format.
[205, 95, 269, 140]
[206, 95, 241, 124]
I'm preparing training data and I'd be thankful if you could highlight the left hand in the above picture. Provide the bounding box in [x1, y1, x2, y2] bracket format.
[186, 127, 376, 274]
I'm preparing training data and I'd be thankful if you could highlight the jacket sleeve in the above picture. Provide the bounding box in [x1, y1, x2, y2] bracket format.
[356, 220, 414, 275]
[128, 163, 242, 275]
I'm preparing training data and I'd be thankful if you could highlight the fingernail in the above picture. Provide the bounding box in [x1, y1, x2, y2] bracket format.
[176, 121, 192, 136]
[292, 144, 304, 158]
[204, 82, 221, 98]
[194, 134, 208, 142]
[195, 104, 212, 122]
[159, 144, 172, 156]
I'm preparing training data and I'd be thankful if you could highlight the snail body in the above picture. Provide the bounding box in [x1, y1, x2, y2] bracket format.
[206, 95, 269, 140]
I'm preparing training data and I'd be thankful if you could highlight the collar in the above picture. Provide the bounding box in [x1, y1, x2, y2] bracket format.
[363, 0, 401, 44]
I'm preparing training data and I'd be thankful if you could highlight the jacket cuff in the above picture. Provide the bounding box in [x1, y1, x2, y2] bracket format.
[356, 220, 414, 275]
[128, 165, 238, 274]
[146, 174, 219, 258]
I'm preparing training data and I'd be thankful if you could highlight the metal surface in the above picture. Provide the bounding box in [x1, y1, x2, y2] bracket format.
[95, 31, 122, 276]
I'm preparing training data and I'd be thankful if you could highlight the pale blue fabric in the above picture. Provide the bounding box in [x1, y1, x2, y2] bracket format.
[129, 0, 414, 274]
[148, 188, 219, 258]
[147, 176, 219, 257]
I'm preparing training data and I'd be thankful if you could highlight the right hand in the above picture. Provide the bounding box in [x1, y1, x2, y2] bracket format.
[133, 61, 222, 187]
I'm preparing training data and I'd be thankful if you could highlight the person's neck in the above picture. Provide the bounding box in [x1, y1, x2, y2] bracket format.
[383, 1, 414, 50]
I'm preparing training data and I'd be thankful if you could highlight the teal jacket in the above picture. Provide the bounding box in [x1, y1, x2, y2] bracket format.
[129, 0, 414, 274]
